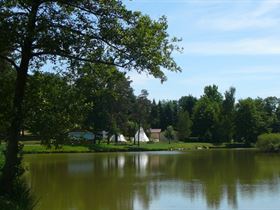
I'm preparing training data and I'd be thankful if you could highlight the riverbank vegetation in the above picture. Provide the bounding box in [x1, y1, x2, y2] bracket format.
[2, 71, 280, 149]
[257, 133, 280, 152]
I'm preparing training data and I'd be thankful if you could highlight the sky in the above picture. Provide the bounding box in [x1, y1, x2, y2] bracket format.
[123, 0, 280, 101]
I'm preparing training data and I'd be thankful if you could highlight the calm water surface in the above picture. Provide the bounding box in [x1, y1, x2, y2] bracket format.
[24, 150, 280, 210]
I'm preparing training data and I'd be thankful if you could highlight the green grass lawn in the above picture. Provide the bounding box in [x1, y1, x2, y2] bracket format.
[90, 142, 217, 152]
[0, 141, 235, 156]
[23, 144, 90, 153]
[138, 142, 215, 150]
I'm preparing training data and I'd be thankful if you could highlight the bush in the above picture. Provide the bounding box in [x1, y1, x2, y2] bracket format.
[0, 144, 5, 175]
[256, 133, 280, 152]
[0, 179, 36, 210]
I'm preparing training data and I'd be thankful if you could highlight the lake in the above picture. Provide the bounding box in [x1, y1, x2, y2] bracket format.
[24, 150, 280, 210]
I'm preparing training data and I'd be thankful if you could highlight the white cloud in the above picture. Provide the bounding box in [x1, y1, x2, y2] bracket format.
[199, 17, 278, 31]
[197, 0, 280, 31]
[227, 66, 280, 75]
[178, 72, 278, 100]
[180, 65, 280, 88]
[181, 74, 274, 86]
[250, 1, 280, 17]
[183, 38, 280, 55]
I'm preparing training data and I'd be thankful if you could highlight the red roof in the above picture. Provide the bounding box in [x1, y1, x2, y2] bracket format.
[150, 129, 161, 133]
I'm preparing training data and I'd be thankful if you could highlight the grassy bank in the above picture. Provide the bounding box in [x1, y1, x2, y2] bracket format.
[23, 142, 220, 153]
[1, 142, 216, 155]
[90, 142, 215, 152]
[23, 144, 90, 153]
[23, 142, 218, 153]
[0, 141, 251, 156]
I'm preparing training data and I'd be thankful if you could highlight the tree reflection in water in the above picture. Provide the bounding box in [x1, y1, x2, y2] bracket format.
[24, 150, 280, 210]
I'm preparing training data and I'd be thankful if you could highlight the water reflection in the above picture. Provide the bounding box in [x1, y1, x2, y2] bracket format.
[24, 150, 280, 210]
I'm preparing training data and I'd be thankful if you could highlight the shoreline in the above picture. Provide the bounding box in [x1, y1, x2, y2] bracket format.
[0, 142, 256, 157]
[22, 142, 254, 154]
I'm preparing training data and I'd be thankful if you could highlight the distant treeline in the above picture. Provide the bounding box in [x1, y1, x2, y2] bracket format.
[1, 64, 279, 145]
[149, 86, 280, 144]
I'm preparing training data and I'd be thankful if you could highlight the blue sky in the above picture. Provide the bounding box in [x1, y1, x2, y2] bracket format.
[124, 0, 280, 101]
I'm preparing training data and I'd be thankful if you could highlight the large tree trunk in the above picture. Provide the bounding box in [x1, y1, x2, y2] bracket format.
[0, 67, 29, 194]
[0, 2, 39, 195]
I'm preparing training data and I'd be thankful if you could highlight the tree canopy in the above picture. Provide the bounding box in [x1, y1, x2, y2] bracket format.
[0, 0, 181, 79]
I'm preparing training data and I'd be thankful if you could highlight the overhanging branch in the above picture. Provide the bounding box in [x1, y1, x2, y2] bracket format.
[0, 55, 19, 71]
[31, 50, 127, 68]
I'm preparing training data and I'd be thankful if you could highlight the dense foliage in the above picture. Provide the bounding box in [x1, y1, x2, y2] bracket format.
[257, 133, 280, 152]
[2, 72, 280, 146]
[0, 65, 15, 139]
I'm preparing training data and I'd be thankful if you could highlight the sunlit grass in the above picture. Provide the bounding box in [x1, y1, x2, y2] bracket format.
[0, 141, 230, 156]
[90, 142, 217, 152]
[22, 142, 224, 153]
[23, 144, 90, 153]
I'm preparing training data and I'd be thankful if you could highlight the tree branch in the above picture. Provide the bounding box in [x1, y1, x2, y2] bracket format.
[34, 21, 129, 56]
[0, 55, 19, 71]
[31, 50, 127, 68]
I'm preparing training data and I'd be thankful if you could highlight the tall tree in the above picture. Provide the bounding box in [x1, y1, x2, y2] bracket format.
[192, 85, 222, 142]
[253, 98, 271, 134]
[203, 85, 223, 103]
[134, 90, 151, 145]
[192, 97, 220, 142]
[24, 71, 87, 147]
[177, 111, 192, 141]
[149, 99, 160, 128]
[235, 98, 264, 144]
[274, 106, 280, 132]
[263, 97, 279, 116]
[76, 63, 135, 136]
[261, 97, 280, 133]
[0, 1, 181, 194]
[171, 100, 179, 126]
[158, 101, 165, 129]
[220, 87, 236, 142]
[178, 95, 197, 115]
[159, 100, 178, 130]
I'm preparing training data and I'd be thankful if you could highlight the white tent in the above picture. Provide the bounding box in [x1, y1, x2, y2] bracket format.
[135, 127, 149, 142]
[110, 134, 127, 142]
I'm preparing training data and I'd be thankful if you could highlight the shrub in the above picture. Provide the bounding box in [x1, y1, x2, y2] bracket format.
[256, 133, 280, 152]
[0, 144, 5, 176]
[0, 179, 36, 210]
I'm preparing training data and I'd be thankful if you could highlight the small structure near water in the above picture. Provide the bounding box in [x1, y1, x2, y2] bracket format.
[68, 131, 95, 141]
[135, 127, 149, 142]
[150, 129, 161, 142]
